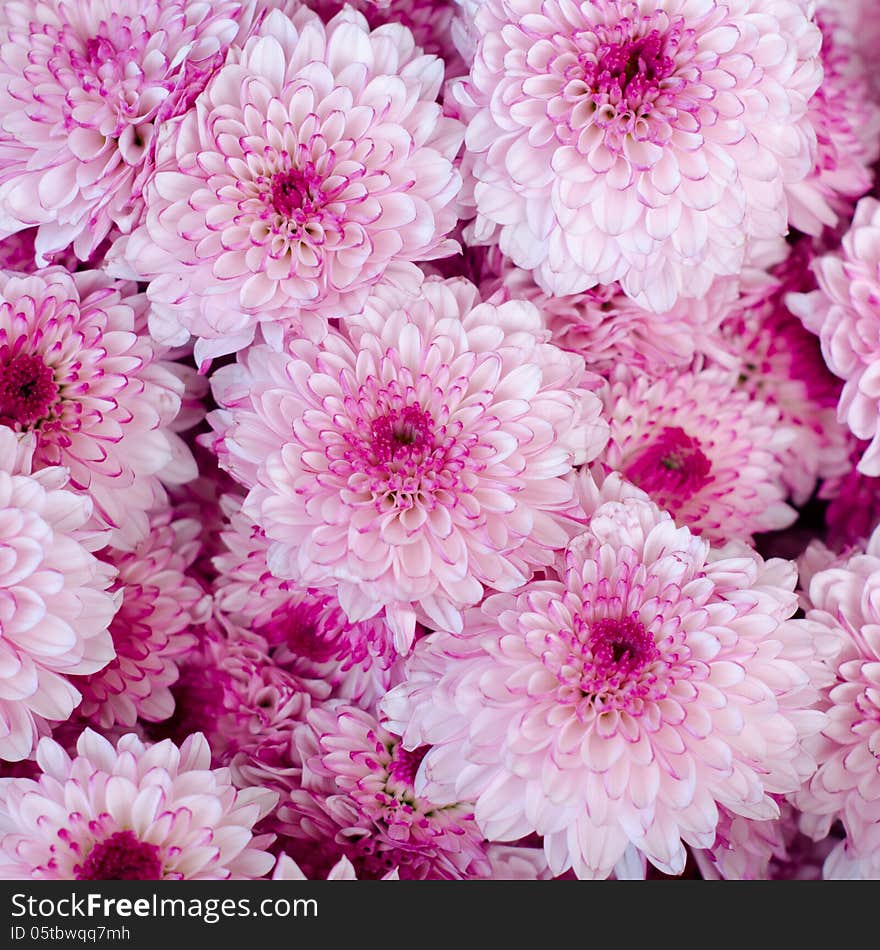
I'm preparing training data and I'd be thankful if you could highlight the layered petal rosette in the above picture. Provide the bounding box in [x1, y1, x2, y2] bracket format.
[0, 429, 118, 762]
[0, 268, 195, 547]
[0, 729, 276, 879]
[599, 367, 797, 542]
[381, 477, 827, 879]
[209, 275, 608, 649]
[121, 6, 465, 365]
[0, 0, 254, 263]
[457, 0, 822, 311]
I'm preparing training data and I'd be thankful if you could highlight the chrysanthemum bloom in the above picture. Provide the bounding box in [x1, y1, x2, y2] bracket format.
[381, 482, 827, 879]
[213, 496, 396, 707]
[819, 0, 880, 104]
[209, 275, 607, 649]
[795, 528, 880, 873]
[0, 268, 195, 548]
[280, 701, 491, 880]
[788, 197, 880, 476]
[120, 7, 464, 366]
[784, 9, 880, 236]
[0, 730, 276, 879]
[599, 367, 796, 542]
[455, 0, 822, 311]
[0, 0, 258, 264]
[714, 245, 848, 505]
[72, 512, 211, 730]
[0, 429, 118, 762]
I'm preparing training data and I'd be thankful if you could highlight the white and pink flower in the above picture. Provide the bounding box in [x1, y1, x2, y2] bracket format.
[119, 6, 464, 365]
[382, 477, 828, 879]
[457, 0, 822, 311]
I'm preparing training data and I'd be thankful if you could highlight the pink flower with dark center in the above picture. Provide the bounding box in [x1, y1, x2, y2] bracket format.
[600, 367, 797, 542]
[0, 428, 118, 762]
[278, 702, 491, 880]
[0, 0, 255, 263]
[0, 730, 276, 879]
[119, 7, 465, 365]
[381, 480, 828, 879]
[73, 511, 211, 729]
[209, 275, 607, 649]
[0, 268, 195, 548]
[456, 0, 822, 311]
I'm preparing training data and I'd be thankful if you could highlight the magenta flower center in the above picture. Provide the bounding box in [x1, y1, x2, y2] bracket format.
[387, 743, 429, 789]
[589, 616, 659, 679]
[270, 166, 325, 221]
[583, 29, 677, 108]
[371, 405, 436, 463]
[76, 831, 163, 881]
[624, 426, 713, 503]
[0, 351, 59, 426]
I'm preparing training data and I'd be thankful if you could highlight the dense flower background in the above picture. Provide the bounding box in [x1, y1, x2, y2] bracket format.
[1, 0, 879, 881]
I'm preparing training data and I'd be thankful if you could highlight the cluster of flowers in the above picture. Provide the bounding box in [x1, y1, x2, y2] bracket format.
[0, 0, 880, 882]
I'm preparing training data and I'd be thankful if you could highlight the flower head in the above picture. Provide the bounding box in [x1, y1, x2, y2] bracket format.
[599, 367, 796, 542]
[457, 0, 821, 311]
[120, 7, 464, 365]
[0, 267, 194, 547]
[382, 476, 827, 878]
[0, 729, 276, 879]
[0, 0, 255, 263]
[209, 275, 607, 649]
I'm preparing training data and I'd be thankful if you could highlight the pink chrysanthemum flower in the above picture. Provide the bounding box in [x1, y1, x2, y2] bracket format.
[599, 367, 796, 542]
[795, 527, 880, 873]
[0, 268, 195, 548]
[819, 0, 880, 104]
[784, 9, 880, 236]
[0, 729, 276, 879]
[213, 495, 397, 707]
[381, 475, 827, 879]
[209, 275, 607, 649]
[788, 197, 880, 477]
[72, 511, 211, 730]
[0, 429, 118, 762]
[280, 701, 491, 880]
[0, 0, 257, 264]
[119, 6, 464, 365]
[456, 0, 822, 311]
